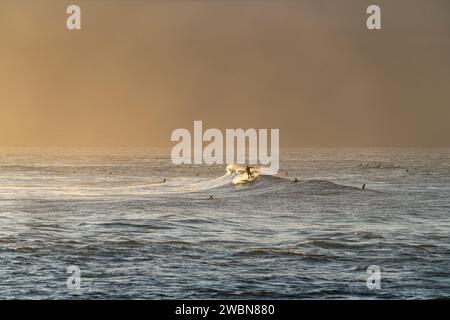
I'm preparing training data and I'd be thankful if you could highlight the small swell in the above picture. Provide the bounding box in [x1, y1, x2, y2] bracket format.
[234, 248, 330, 260]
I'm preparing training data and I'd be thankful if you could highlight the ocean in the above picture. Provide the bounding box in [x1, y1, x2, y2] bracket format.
[0, 148, 449, 299]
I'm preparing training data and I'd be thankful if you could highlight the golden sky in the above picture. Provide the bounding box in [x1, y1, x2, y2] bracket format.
[1, 0, 449, 147]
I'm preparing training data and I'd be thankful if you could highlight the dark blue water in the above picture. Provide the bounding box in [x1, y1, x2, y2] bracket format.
[0, 148, 449, 299]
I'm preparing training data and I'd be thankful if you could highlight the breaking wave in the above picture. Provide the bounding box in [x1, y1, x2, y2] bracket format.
[0, 165, 365, 200]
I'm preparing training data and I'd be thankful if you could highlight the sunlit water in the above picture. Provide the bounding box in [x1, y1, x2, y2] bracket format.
[0, 148, 449, 299]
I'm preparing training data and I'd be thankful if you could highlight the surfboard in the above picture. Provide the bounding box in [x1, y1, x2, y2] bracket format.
[233, 170, 261, 184]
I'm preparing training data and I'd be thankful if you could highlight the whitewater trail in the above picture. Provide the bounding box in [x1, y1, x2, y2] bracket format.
[0, 164, 364, 200]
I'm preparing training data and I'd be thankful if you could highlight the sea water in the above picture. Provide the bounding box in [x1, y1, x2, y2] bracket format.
[0, 148, 449, 299]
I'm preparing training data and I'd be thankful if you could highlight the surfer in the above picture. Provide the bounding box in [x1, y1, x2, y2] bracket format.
[362, 183, 366, 190]
[208, 195, 214, 200]
[292, 178, 299, 183]
[245, 166, 254, 179]
[162, 178, 166, 183]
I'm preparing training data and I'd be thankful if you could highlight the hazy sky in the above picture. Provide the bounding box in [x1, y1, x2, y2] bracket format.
[1, 0, 449, 147]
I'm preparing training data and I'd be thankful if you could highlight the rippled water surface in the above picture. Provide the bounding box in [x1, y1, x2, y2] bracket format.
[0, 148, 449, 299]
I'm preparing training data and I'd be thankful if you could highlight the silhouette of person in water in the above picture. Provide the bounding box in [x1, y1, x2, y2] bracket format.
[208, 195, 214, 200]
[292, 178, 299, 183]
[162, 178, 166, 183]
[245, 166, 254, 179]
[362, 183, 366, 190]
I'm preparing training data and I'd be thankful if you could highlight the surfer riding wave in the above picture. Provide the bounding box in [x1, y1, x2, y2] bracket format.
[226, 164, 261, 184]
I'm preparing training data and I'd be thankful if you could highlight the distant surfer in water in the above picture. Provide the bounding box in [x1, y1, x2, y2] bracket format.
[362, 183, 366, 190]
[208, 195, 214, 200]
[292, 178, 299, 183]
[245, 166, 254, 179]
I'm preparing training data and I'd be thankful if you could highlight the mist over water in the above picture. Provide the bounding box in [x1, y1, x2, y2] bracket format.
[0, 148, 449, 299]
